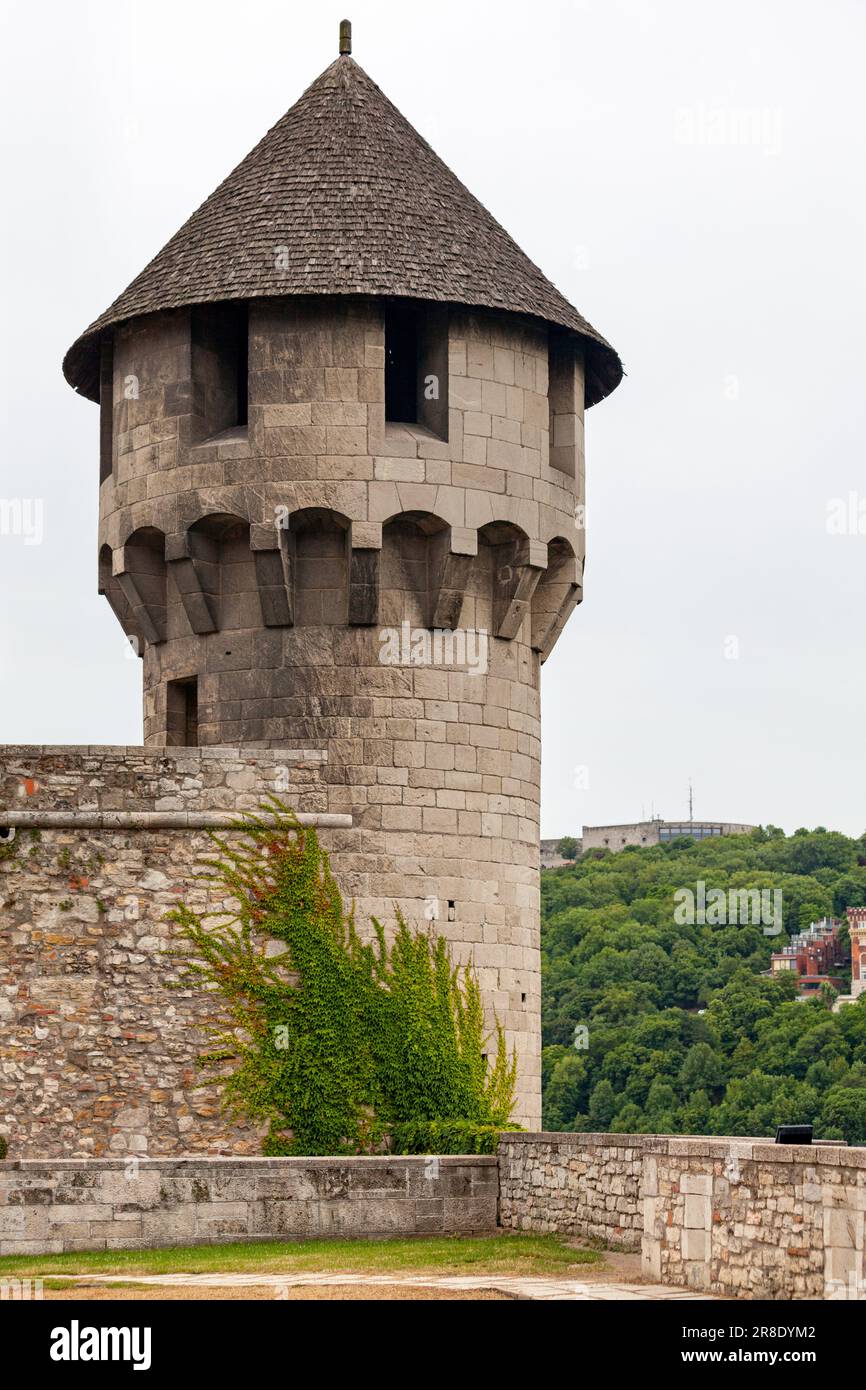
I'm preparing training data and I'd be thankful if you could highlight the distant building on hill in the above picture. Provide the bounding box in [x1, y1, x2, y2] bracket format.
[581, 818, 756, 852]
[833, 908, 866, 1010]
[540, 837, 583, 869]
[770, 917, 848, 997]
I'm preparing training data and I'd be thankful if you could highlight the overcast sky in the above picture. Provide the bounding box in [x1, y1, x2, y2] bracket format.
[1, 0, 864, 838]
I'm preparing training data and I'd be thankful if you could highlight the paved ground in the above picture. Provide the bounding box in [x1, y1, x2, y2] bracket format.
[71, 1272, 716, 1301]
[43, 1284, 511, 1301]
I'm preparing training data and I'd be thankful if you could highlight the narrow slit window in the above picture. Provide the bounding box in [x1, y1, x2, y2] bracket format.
[235, 304, 248, 427]
[99, 339, 114, 483]
[548, 335, 579, 478]
[166, 677, 198, 747]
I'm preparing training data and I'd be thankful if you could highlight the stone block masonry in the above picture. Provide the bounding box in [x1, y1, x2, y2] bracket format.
[0, 1156, 498, 1255]
[498, 1132, 866, 1300]
[92, 302, 589, 1131]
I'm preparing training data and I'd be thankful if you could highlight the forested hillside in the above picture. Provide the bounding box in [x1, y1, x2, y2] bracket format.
[541, 828, 866, 1141]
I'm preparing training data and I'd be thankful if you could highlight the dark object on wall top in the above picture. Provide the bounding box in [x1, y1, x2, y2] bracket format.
[775, 1124, 813, 1145]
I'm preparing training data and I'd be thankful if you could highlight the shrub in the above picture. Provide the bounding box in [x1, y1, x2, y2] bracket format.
[390, 1119, 520, 1155]
[168, 801, 516, 1155]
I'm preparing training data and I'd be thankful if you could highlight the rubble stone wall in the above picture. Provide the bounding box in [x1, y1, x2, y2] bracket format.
[642, 1137, 866, 1300]
[498, 1131, 866, 1299]
[0, 746, 339, 1158]
[498, 1131, 645, 1247]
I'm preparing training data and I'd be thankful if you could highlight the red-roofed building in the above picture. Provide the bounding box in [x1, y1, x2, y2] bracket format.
[770, 917, 848, 996]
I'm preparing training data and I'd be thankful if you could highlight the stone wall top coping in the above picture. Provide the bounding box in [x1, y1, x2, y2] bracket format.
[1, 811, 352, 831]
[1, 746, 327, 763]
[0, 1155, 497, 1172]
[502, 1131, 652, 1147]
[500, 1132, 857, 1164]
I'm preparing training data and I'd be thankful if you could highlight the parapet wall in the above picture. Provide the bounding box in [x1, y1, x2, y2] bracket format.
[498, 1132, 866, 1299]
[498, 1131, 645, 1246]
[3, 1132, 864, 1295]
[0, 1155, 498, 1255]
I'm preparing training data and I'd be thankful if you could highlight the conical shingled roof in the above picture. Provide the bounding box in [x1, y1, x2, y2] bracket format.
[63, 54, 622, 406]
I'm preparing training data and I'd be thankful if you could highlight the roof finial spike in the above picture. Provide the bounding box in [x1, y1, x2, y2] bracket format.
[339, 19, 352, 56]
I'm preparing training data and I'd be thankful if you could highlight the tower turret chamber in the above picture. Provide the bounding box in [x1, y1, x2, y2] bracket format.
[63, 45, 622, 1130]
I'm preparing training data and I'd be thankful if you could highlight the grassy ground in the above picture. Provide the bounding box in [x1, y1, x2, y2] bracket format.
[0, 1233, 601, 1280]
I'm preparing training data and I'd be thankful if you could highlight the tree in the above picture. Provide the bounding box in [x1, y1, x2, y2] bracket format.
[541, 825, 866, 1142]
[544, 1051, 587, 1129]
[558, 836, 580, 861]
[678, 1043, 725, 1100]
[610, 1103, 644, 1132]
[588, 1079, 617, 1130]
[819, 1087, 866, 1144]
[682, 1089, 712, 1135]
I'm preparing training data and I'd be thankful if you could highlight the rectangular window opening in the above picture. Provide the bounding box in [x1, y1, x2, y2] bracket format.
[166, 677, 198, 747]
[385, 302, 419, 424]
[191, 302, 248, 440]
[385, 302, 449, 440]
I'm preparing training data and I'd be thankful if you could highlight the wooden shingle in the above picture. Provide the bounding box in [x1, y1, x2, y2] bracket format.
[64, 55, 621, 407]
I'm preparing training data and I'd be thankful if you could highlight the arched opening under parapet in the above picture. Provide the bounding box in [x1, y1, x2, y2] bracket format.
[532, 535, 580, 658]
[98, 543, 140, 653]
[478, 520, 534, 640]
[116, 527, 168, 646]
[97, 543, 113, 596]
[381, 512, 449, 628]
[289, 508, 350, 627]
[124, 527, 167, 584]
[186, 513, 253, 633]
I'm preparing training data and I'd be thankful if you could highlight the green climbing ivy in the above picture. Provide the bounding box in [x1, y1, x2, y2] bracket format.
[167, 800, 516, 1155]
[0, 832, 19, 865]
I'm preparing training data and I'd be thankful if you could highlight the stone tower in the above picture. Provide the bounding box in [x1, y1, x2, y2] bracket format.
[61, 25, 622, 1129]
